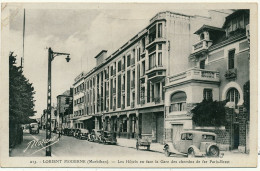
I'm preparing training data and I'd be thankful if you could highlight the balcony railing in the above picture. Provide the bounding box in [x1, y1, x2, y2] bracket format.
[146, 65, 166, 73]
[168, 68, 220, 84]
[122, 63, 125, 71]
[131, 80, 135, 89]
[106, 107, 109, 112]
[113, 106, 116, 111]
[141, 98, 145, 105]
[122, 84, 125, 91]
[113, 69, 116, 76]
[154, 97, 161, 104]
[131, 101, 135, 108]
[113, 88, 116, 94]
[225, 68, 237, 79]
[146, 37, 166, 49]
[131, 58, 135, 66]
[192, 39, 212, 55]
[121, 104, 125, 110]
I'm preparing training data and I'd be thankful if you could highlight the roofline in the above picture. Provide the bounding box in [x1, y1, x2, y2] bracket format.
[73, 11, 193, 85]
[94, 50, 108, 59]
[194, 24, 225, 34]
[150, 11, 192, 23]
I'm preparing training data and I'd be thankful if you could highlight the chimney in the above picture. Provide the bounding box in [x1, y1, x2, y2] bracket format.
[94, 50, 107, 66]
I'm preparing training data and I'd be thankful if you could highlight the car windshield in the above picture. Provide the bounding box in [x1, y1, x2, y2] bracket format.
[202, 134, 215, 140]
[31, 124, 38, 128]
[81, 129, 88, 133]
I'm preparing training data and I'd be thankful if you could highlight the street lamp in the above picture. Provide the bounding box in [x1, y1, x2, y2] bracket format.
[46, 47, 70, 156]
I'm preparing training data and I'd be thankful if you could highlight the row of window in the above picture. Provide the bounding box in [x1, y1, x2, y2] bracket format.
[74, 109, 84, 116]
[82, 27, 164, 93]
[74, 82, 85, 94]
[198, 49, 236, 70]
[169, 88, 240, 112]
[74, 96, 84, 106]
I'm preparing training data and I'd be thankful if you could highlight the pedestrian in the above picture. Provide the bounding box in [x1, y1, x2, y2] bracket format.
[58, 127, 62, 139]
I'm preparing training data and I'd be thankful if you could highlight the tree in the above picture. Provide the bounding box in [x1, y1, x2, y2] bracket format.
[191, 99, 227, 127]
[9, 52, 36, 125]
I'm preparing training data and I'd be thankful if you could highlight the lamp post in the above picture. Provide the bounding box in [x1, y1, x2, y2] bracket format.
[46, 47, 70, 156]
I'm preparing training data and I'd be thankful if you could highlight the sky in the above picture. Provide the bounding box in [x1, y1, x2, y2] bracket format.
[8, 3, 219, 118]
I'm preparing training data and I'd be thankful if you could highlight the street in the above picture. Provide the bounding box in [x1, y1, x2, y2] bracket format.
[10, 129, 249, 159]
[10, 129, 165, 158]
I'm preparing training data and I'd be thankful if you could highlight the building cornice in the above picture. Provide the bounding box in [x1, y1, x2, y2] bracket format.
[208, 34, 247, 52]
[165, 79, 220, 90]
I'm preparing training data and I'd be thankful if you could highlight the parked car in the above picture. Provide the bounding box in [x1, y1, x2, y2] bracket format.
[29, 123, 39, 134]
[100, 131, 117, 145]
[63, 128, 71, 136]
[68, 129, 75, 136]
[88, 129, 102, 142]
[78, 129, 89, 140]
[164, 130, 221, 158]
[73, 129, 80, 138]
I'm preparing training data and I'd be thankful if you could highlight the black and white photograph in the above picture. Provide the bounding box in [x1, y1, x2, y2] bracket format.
[0, 2, 258, 168]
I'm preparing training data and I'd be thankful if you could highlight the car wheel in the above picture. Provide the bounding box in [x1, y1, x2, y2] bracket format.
[164, 148, 170, 157]
[208, 146, 220, 157]
[136, 143, 139, 150]
[188, 148, 195, 158]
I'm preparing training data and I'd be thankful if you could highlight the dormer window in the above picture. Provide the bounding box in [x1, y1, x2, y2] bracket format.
[223, 10, 249, 37]
[200, 33, 205, 40]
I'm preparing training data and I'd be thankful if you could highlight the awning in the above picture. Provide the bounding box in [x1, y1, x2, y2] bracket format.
[77, 116, 93, 121]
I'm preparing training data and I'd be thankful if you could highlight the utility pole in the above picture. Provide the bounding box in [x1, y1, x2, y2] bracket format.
[46, 47, 70, 156]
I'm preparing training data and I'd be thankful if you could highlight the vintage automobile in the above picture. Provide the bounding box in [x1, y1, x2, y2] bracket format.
[164, 131, 220, 158]
[29, 123, 39, 134]
[136, 134, 152, 150]
[78, 129, 89, 140]
[88, 129, 102, 142]
[63, 128, 71, 136]
[100, 131, 117, 145]
[73, 129, 80, 138]
[68, 129, 75, 136]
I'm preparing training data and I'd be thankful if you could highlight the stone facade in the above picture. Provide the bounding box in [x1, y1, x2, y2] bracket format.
[164, 10, 250, 153]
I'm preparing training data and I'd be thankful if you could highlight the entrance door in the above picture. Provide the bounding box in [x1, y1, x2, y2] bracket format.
[172, 124, 183, 147]
[234, 124, 239, 149]
[156, 113, 164, 144]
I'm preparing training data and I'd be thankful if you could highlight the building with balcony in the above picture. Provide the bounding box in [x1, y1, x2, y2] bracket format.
[41, 106, 57, 132]
[72, 71, 88, 129]
[71, 11, 214, 143]
[56, 89, 73, 129]
[164, 9, 250, 153]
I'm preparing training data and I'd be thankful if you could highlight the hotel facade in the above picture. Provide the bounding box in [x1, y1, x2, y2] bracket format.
[71, 10, 250, 151]
[164, 10, 250, 152]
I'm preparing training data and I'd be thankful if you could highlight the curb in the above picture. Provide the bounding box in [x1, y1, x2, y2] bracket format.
[116, 142, 164, 154]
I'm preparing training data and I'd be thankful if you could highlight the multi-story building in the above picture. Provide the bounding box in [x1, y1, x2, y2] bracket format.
[41, 106, 57, 131]
[164, 9, 250, 153]
[72, 11, 221, 143]
[72, 72, 87, 129]
[56, 89, 73, 129]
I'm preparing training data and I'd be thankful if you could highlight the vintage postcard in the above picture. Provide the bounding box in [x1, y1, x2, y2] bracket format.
[0, 2, 258, 168]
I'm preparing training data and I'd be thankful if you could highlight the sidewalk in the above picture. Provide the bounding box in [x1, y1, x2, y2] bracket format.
[116, 138, 250, 158]
[117, 138, 165, 154]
